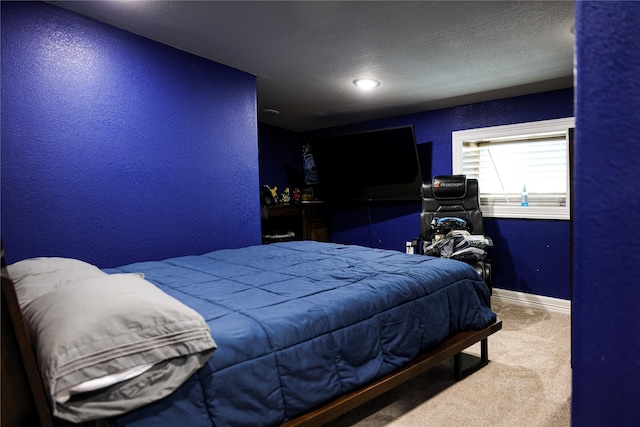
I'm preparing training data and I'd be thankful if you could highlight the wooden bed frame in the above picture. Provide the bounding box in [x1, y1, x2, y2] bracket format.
[1, 266, 501, 427]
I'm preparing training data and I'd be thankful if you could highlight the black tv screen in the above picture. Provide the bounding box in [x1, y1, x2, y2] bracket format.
[309, 125, 423, 202]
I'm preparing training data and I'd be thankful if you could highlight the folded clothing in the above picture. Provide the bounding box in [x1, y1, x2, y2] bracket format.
[424, 230, 491, 260]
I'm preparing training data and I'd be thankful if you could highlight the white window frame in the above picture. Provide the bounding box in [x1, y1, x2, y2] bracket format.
[452, 117, 574, 220]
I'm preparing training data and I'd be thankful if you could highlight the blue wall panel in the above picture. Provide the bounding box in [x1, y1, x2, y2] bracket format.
[572, 1, 640, 425]
[328, 201, 422, 250]
[258, 123, 304, 192]
[484, 219, 570, 299]
[1, 2, 260, 267]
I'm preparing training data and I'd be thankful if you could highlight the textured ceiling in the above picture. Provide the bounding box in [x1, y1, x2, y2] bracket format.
[50, 1, 575, 132]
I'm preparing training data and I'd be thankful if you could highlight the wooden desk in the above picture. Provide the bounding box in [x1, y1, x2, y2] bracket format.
[261, 202, 328, 243]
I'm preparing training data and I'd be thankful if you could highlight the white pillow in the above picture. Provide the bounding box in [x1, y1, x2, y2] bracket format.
[7, 257, 107, 308]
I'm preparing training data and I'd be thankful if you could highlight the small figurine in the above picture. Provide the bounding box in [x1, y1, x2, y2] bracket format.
[260, 185, 276, 205]
[302, 187, 314, 201]
[270, 186, 278, 201]
[280, 187, 291, 204]
[293, 188, 302, 203]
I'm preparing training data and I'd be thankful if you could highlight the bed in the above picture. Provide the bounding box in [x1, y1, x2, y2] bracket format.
[2, 240, 500, 426]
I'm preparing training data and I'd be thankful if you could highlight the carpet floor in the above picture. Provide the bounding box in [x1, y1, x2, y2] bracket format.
[326, 299, 571, 427]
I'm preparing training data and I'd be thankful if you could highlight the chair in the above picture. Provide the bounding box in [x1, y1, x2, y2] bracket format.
[418, 175, 493, 290]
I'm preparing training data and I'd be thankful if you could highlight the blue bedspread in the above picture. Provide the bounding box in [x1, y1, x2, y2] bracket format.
[106, 241, 495, 426]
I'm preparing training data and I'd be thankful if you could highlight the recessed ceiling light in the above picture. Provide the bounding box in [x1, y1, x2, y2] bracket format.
[353, 78, 380, 90]
[262, 108, 280, 116]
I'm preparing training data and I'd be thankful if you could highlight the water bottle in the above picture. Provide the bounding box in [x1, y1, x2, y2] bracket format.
[521, 185, 529, 207]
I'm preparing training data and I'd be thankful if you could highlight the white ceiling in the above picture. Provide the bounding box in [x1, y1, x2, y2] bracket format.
[50, 1, 575, 132]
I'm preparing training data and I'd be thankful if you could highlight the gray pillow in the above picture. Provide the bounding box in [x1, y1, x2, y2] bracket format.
[7, 257, 107, 307]
[12, 265, 216, 422]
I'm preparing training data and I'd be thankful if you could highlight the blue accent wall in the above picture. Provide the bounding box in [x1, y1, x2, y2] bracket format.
[572, 1, 640, 425]
[301, 88, 574, 300]
[1, 2, 261, 268]
[258, 123, 304, 192]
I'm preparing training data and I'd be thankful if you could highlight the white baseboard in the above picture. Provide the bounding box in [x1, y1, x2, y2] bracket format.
[491, 288, 571, 315]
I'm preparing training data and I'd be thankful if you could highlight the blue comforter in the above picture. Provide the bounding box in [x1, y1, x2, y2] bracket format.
[106, 241, 495, 426]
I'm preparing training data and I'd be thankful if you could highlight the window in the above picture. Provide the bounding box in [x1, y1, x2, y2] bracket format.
[452, 117, 574, 220]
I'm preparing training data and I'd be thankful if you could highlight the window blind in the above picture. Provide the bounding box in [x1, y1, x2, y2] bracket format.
[461, 133, 567, 207]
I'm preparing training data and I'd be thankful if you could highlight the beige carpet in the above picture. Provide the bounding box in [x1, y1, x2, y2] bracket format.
[326, 300, 571, 427]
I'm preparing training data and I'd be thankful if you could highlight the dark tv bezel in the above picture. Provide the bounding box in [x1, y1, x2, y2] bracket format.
[309, 125, 423, 203]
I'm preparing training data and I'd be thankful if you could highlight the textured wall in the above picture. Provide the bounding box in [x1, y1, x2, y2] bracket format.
[572, 1, 640, 425]
[1, 2, 260, 267]
[258, 123, 304, 192]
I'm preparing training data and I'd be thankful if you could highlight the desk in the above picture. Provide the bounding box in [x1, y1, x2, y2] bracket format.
[261, 202, 328, 243]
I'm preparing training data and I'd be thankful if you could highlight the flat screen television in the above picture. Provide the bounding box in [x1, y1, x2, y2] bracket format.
[308, 125, 423, 202]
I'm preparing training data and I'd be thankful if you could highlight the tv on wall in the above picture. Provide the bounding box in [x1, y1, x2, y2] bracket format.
[308, 125, 423, 202]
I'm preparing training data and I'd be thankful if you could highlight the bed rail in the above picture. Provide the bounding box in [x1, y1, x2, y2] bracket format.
[1, 264, 54, 426]
[282, 318, 502, 427]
